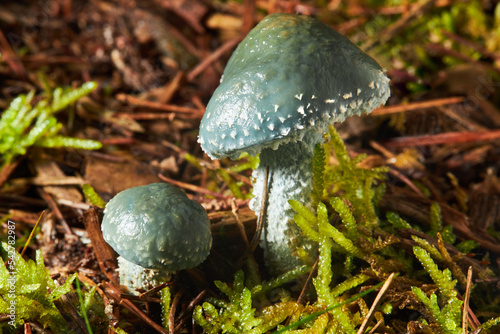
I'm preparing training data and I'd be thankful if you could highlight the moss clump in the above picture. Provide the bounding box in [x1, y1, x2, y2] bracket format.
[194, 124, 499, 333]
[0, 82, 101, 171]
[412, 246, 462, 334]
[0, 242, 76, 332]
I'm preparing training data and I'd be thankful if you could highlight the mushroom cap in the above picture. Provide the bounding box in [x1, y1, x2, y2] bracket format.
[101, 183, 212, 271]
[199, 13, 390, 160]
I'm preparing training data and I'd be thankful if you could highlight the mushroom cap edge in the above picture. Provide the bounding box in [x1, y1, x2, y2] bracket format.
[198, 13, 390, 160]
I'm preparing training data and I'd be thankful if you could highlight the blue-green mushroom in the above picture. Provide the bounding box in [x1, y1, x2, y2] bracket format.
[198, 13, 390, 274]
[101, 183, 212, 293]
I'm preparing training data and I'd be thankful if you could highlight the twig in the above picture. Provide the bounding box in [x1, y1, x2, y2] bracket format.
[16, 54, 84, 65]
[348, 0, 451, 16]
[158, 173, 230, 200]
[388, 168, 425, 197]
[169, 289, 183, 334]
[37, 188, 74, 236]
[82, 207, 119, 286]
[437, 106, 486, 132]
[102, 281, 169, 334]
[462, 266, 473, 334]
[367, 318, 384, 334]
[296, 258, 318, 305]
[20, 211, 44, 257]
[0, 314, 12, 322]
[139, 282, 172, 300]
[0, 159, 21, 188]
[55, 292, 90, 334]
[427, 42, 482, 63]
[116, 94, 202, 114]
[116, 112, 176, 121]
[356, 273, 395, 334]
[163, 20, 203, 59]
[187, 38, 242, 82]
[86, 151, 129, 162]
[249, 165, 269, 255]
[154, 1, 206, 34]
[384, 129, 500, 148]
[232, 198, 249, 246]
[10, 176, 86, 187]
[174, 290, 208, 332]
[371, 97, 465, 116]
[26, 322, 51, 334]
[0, 28, 27, 79]
[120, 293, 160, 303]
[235, 165, 269, 268]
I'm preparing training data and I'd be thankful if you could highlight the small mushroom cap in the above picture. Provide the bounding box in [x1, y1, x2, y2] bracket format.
[199, 13, 390, 160]
[101, 183, 212, 271]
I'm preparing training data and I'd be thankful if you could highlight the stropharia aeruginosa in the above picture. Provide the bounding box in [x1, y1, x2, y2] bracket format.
[199, 13, 390, 274]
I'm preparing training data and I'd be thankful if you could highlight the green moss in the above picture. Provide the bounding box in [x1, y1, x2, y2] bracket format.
[0, 243, 109, 333]
[161, 286, 171, 329]
[386, 211, 412, 229]
[411, 286, 461, 334]
[0, 242, 76, 332]
[455, 240, 479, 253]
[185, 151, 256, 200]
[0, 82, 101, 171]
[194, 266, 387, 334]
[428, 202, 443, 236]
[311, 143, 327, 206]
[324, 126, 387, 229]
[481, 316, 500, 332]
[194, 270, 263, 334]
[411, 236, 444, 263]
[197, 120, 499, 333]
[82, 184, 107, 208]
[412, 246, 463, 333]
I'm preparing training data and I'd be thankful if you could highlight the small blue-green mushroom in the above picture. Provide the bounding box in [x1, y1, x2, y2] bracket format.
[101, 183, 212, 293]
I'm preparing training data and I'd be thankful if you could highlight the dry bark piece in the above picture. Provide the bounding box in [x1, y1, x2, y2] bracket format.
[82, 207, 119, 286]
[84, 155, 160, 199]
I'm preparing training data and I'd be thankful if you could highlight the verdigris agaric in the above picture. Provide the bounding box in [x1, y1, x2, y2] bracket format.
[198, 13, 390, 274]
[101, 183, 212, 293]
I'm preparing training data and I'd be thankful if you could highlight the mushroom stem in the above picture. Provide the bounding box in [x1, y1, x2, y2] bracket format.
[250, 132, 323, 274]
[118, 256, 173, 294]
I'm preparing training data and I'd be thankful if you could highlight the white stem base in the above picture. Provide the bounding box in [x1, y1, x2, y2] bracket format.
[250, 132, 322, 274]
[118, 256, 173, 294]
